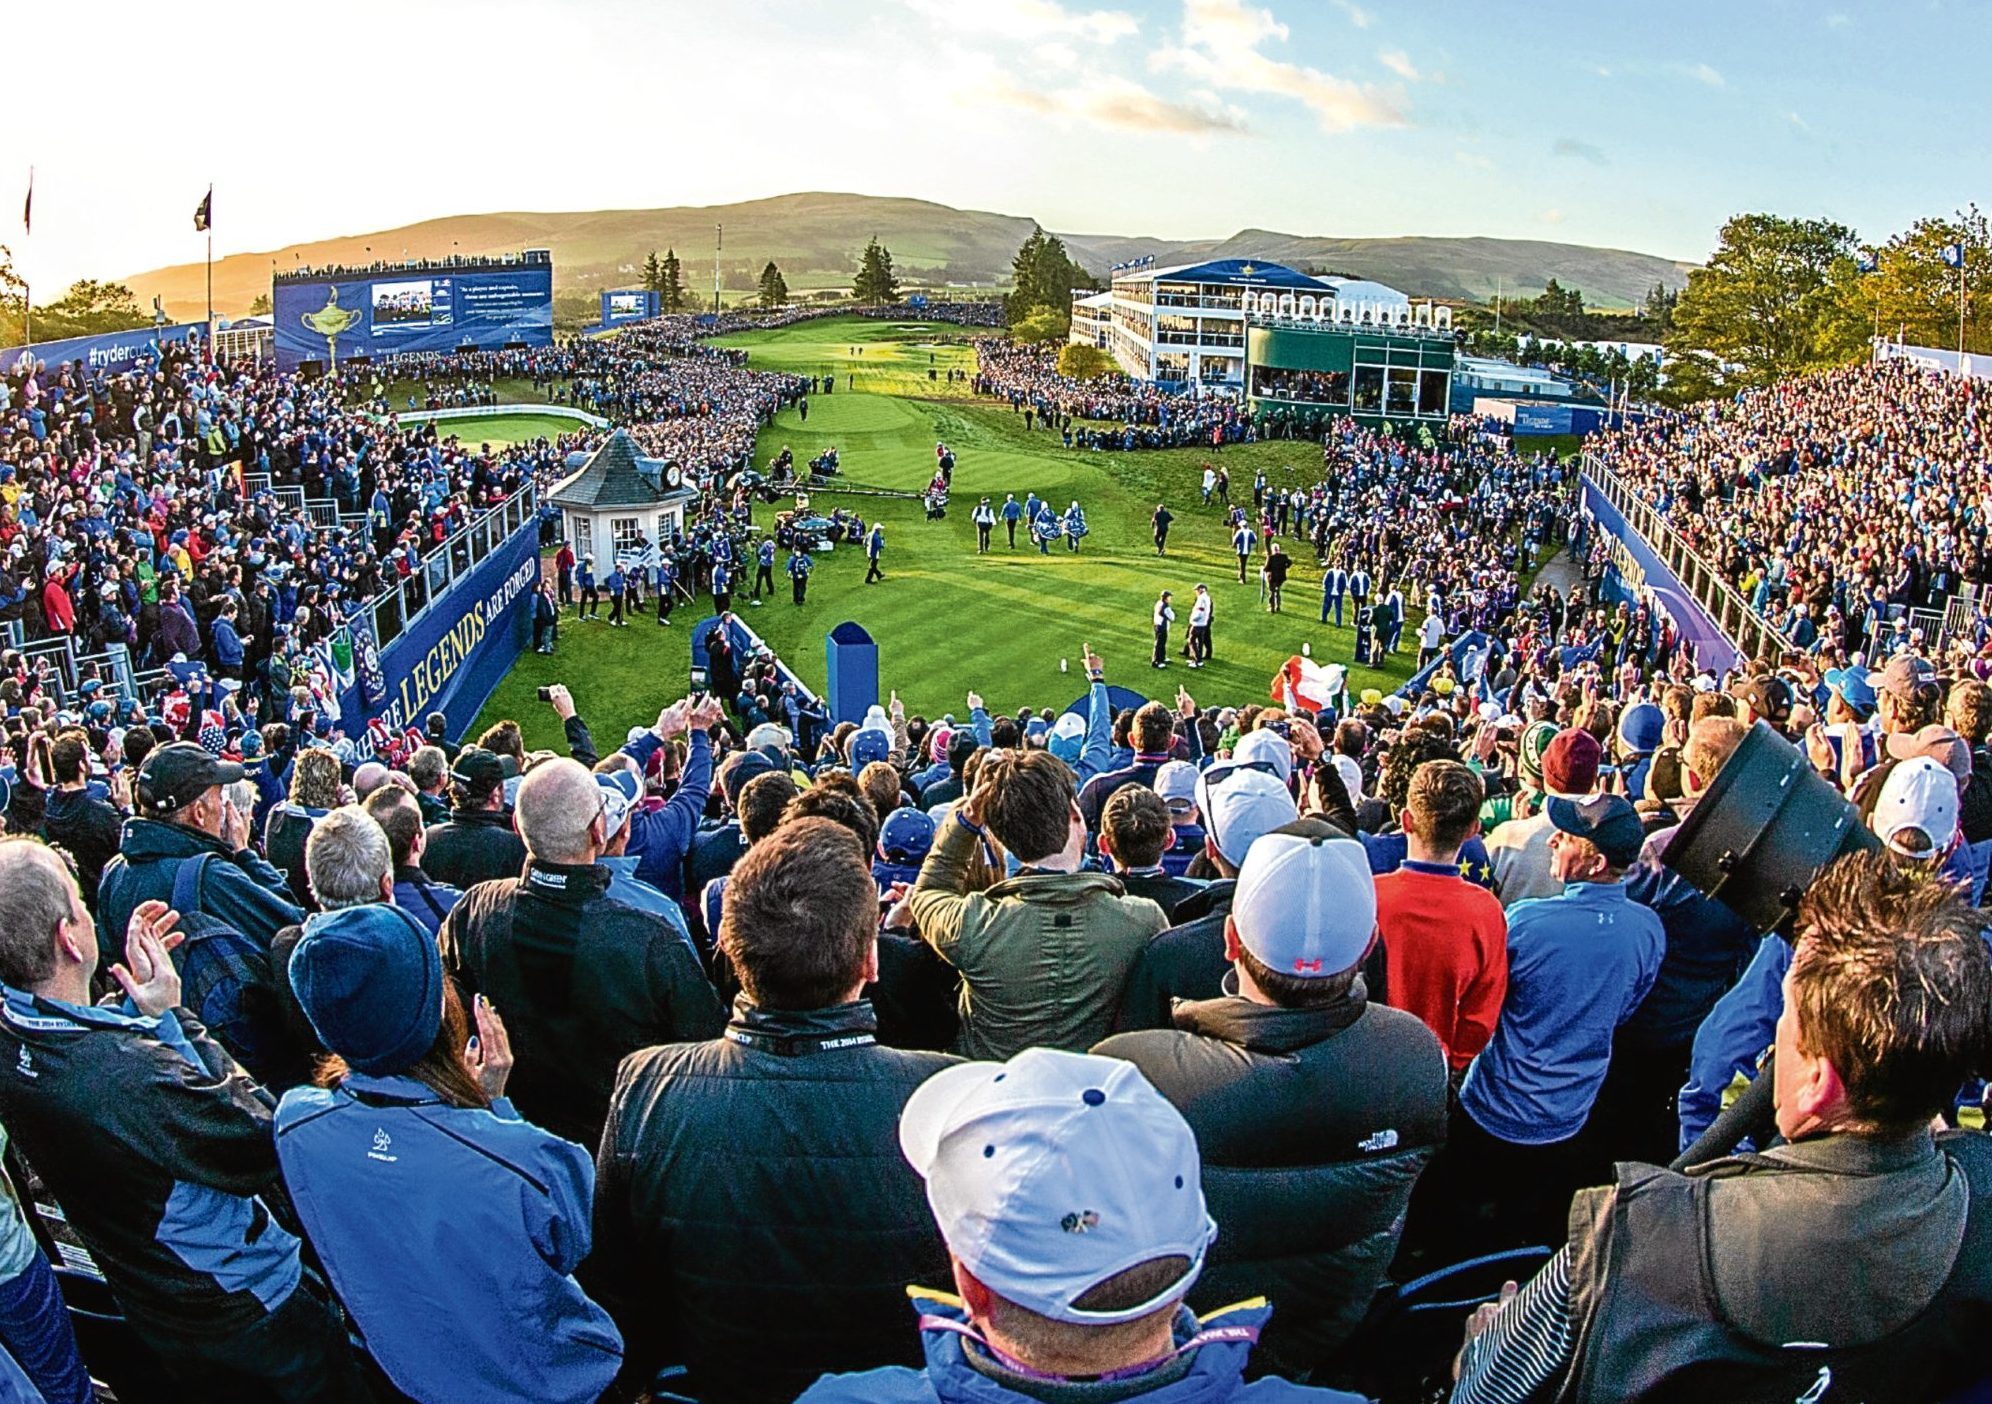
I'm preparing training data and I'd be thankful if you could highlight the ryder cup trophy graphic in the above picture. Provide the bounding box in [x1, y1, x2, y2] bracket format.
[300, 287, 364, 368]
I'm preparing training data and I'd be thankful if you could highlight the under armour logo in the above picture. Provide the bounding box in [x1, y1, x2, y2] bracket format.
[1292, 958, 1323, 973]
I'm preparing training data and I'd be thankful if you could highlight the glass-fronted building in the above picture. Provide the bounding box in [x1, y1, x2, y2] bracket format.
[1244, 321, 1457, 431]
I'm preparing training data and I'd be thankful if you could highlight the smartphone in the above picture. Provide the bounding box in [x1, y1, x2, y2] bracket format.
[537, 686, 553, 702]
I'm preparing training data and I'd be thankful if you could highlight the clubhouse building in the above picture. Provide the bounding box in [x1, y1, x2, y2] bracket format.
[1074, 257, 1418, 391]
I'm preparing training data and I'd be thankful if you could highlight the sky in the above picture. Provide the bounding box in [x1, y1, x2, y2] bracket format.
[10, 0, 1992, 290]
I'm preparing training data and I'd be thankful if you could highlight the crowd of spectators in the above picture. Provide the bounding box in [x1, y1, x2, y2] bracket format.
[973, 342, 1256, 449]
[1592, 359, 1992, 657]
[0, 524, 1980, 1401]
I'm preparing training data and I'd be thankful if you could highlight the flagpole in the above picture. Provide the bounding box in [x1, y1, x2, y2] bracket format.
[204, 183, 214, 364]
[20, 165, 30, 349]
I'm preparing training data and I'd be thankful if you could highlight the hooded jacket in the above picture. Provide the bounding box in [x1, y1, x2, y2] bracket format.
[1096, 991, 1448, 1375]
[97, 816, 303, 966]
[795, 1295, 1364, 1403]
[592, 1001, 956, 1403]
[275, 1073, 622, 1404]
[907, 814, 1166, 1059]
[420, 806, 527, 892]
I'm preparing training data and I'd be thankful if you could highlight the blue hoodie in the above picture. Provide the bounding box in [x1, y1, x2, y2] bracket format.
[797, 1294, 1360, 1403]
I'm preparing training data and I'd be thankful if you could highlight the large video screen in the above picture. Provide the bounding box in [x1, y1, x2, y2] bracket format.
[273, 263, 552, 371]
[600, 288, 660, 327]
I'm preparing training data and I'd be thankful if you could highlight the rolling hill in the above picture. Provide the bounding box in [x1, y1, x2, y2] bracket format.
[119, 191, 1695, 319]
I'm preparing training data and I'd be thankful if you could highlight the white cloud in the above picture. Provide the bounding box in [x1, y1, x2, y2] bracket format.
[1786, 110, 1811, 131]
[1332, 0, 1373, 27]
[904, 0, 1138, 43]
[1037, 40, 1080, 68]
[1679, 61, 1726, 88]
[1151, 0, 1407, 132]
[1826, 11, 1852, 25]
[1379, 49, 1419, 80]
[975, 73, 1251, 135]
[1541, 207, 1567, 225]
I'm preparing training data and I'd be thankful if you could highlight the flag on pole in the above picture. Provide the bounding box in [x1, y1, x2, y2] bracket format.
[20, 169, 29, 234]
[193, 187, 212, 233]
[1855, 251, 1877, 275]
[1943, 243, 1966, 270]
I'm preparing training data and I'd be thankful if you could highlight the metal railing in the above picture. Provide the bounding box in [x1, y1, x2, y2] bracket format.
[349, 485, 542, 652]
[1584, 455, 1798, 664]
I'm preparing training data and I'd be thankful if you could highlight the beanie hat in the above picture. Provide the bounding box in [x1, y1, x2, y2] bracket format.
[289, 905, 443, 1077]
[1517, 721, 1558, 790]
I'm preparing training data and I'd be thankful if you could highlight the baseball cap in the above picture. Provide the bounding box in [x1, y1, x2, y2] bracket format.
[1733, 674, 1796, 724]
[745, 722, 791, 755]
[1824, 665, 1877, 715]
[1051, 712, 1087, 742]
[720, 748, 780, 808]
[1433, 677, 1456, 696]
[596, 768, 640, 836]
[1359, 688, 1383, 708]
[1230, 827, 1377, 978]
[899, 1048, 1215, 1325]
[136, 740, 244, 816]
[1153, 760, 1199, 815]
[1541, 728, 1603, 800]
[1194, 765, 1298, 867]
[1877, 654, 1937, 702]
[1874, 756, 1960, 859]
[849, 727, 892, 768]
[1885, 724, 1973, 784]
[449, 746, 505, 794]
[1546, 794, 1646, 868]
[1232, 728, 1293, 784]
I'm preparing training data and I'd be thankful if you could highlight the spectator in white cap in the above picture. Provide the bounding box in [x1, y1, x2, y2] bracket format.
[1097, 822, 1447, 1376]
[1872, 755, 1962, 872]
[1111, 763, 1300, 1033]
[590, 766, 698, 956]
[798, 1047, 1364, 1403]
[1152, 759, 1206, 876]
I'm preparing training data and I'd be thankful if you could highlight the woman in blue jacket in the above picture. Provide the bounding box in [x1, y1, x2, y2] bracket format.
[275, 903, 622, 1404]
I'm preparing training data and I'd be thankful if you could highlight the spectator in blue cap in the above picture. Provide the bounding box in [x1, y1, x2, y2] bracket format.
[1614, 701, 1665, 801]
[1434, 793, 1664, 1254]
[277, 901, 622, 1404]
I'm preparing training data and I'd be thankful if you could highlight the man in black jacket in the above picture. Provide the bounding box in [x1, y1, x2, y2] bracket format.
[0, 839, 371, 1402]
[1112, 762, 1298, 1032]
[594, 817, 957, 1404]
[1096, 823, 1447, 1377]
[40, 728, 121, 914]
[440, 757, 723, 1149]
[420, 745, 527, 890]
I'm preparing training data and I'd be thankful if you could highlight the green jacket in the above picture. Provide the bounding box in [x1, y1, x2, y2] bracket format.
[908, 815, 1166, 1061]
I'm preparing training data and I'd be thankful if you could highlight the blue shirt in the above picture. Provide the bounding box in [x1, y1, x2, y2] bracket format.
[1360, 831, 1497, 892]
[1459, 881, 1664, 1145]
[598, 855, 699, 959]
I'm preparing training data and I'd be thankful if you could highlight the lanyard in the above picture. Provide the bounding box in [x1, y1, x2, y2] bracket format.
[722, 1026, 876, 1057]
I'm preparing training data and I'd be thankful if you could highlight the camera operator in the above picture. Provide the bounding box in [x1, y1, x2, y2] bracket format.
[1452, 850, 1992, 1403]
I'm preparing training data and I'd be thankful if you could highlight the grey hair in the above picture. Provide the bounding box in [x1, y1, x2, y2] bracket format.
[0, 841, 80, 989]
[514, 758, 601, 864]
[305, 806, 392, 910]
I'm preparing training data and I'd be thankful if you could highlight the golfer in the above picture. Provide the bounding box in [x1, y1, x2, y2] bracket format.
[1152, 590, 1176, 669]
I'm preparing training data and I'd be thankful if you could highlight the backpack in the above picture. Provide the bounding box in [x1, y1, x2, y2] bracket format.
[167, 854, 288, 1086]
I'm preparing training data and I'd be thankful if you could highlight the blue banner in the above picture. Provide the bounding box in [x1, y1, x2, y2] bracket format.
[338, 518, 543, 746]
[273, 265, 552, 371]
[1, 322, 203, 378]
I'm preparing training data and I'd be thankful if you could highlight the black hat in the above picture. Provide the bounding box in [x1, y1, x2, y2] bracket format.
[1732, 674, 1795, 724]
[449, 746, 505, 794]
[137, 741, 244, 816]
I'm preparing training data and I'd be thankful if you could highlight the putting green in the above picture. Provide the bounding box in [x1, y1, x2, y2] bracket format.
[475, 317, 1461, 751]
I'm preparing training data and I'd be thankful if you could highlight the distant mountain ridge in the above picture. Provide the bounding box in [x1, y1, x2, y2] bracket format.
[119, 191, 1696, 319]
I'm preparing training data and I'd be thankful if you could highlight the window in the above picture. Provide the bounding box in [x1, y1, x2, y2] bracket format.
[656, 511, 677, 545]
[1251, 366, 1350, 405]
[610, 517, 644, 551]
[1418, 368, 1450, 417]
[1155, 353, 1192, 383]
[573, 516, 592, 559]
[1386, 367, 1418, 416]
[1353, 365, 1384, 413]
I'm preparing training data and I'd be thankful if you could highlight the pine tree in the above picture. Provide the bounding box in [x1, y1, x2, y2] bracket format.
[852, 237, 899, 305]
[758, 261, 790, 310]
[1006, 225, 1091, 324]
[658, 249, 687, 313]
[642, 251, 664, 297]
